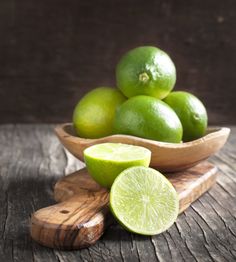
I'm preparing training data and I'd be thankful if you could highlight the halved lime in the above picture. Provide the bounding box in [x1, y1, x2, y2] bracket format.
[84, 143, 151, 188]
[110, 166, 179, 235]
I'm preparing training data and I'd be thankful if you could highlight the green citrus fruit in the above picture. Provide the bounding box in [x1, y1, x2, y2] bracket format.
[163, 91, 208, 141]
[73, 87, 126, 138]
[113, 96, 183, 143]
[110, 166, 179, 235]
[84, 143, 151, 188]
[116, 46, 176, 99]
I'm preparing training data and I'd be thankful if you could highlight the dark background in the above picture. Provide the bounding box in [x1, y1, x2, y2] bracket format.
[1, 0, 235, 124]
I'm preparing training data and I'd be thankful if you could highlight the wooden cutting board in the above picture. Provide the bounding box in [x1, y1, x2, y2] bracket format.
[30, 161, 218, 250]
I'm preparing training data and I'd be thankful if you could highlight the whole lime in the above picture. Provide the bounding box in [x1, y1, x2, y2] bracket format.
[116, 46, 176, 99]
[164, 91, 208, 141]
[113, 96, 183, 143]
[73, 87, 126, 138]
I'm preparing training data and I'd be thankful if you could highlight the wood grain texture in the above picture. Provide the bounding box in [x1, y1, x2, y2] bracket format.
[0, 125, 236, 261]
[31, 193, 111, 250]
[0, 0, 236, 124]
[55, 123, 230, 172]
[30, 161, 217, 250]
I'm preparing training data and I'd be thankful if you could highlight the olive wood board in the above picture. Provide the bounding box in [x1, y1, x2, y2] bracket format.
[30, 161, 218, 250]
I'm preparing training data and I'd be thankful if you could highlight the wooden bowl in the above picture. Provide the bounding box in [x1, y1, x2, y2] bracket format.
[55, 123, 230, 172]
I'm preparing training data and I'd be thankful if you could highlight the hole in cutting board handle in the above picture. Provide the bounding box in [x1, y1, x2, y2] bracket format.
[60, 210, 70, 214]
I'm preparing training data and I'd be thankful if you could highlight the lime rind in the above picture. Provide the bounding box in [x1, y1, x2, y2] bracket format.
[116, 46, 176, 100]
[84, 143, 151, 188]
[73, 87, 126, 139]
[110, 166, 179, 235]
[163, 91, 208, 141]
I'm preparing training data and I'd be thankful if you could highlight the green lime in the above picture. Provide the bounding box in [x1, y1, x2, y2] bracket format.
[116, 46, 176, 99]
[84, 143, 151, 188]
[163, 91, 208, 141]
[110, 166, 179, 235]
[113, 95, 183, 143]
[73, 87, 126, 139]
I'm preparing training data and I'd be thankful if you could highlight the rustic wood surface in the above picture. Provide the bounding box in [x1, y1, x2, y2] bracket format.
[30, 162, 217, 250]
[1, 0, 236, 124]
[0, 124, 236, 261]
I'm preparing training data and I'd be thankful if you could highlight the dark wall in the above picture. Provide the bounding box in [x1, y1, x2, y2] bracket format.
[1, 0, 236, 124]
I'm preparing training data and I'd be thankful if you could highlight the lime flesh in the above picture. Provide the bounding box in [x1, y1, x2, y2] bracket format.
[84, 143, 151, 188]
[110, 166, 179, 235]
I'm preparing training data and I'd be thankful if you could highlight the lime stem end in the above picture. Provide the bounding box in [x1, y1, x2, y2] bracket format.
[139, 72, 149, 83]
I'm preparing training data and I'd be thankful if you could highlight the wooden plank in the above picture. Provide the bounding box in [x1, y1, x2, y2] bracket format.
[0, 125, 236, 261]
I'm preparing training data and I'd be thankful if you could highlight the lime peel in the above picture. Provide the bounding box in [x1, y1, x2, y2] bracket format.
[84, 143, 151, 188]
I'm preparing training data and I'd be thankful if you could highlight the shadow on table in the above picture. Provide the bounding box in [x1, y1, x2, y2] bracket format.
[101, 223, 150, 243]
[1, 173, 60, 253]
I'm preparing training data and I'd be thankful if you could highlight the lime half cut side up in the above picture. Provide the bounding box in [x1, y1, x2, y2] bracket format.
[110, 166, 179, 235]
[84, 143, 151, 188]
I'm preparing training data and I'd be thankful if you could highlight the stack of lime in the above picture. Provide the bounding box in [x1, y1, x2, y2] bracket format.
[73, 46, 207, 143]
[71, 46, 208, 236]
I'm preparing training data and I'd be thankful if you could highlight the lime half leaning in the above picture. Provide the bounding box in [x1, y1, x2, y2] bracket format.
[110, 166, 179, 235]
[84, 143, 151, 188]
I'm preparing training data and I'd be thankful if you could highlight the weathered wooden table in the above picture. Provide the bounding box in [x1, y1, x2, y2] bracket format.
[0, 125, 236, 261]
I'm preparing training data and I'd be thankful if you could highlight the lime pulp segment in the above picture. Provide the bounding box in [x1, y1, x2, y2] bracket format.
[84, 143, 151, 162]
[110, 166, 179, 235]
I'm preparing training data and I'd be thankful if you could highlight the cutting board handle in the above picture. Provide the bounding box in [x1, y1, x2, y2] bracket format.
[31, 191, 111, 249]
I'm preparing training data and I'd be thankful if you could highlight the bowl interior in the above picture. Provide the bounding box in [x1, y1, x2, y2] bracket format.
[64, 124, 77, 136]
